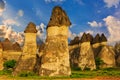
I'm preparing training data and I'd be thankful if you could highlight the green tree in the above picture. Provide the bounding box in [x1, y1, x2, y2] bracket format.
[3, 59, 16, 70]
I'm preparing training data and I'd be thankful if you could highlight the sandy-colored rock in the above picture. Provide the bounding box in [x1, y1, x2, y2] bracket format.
[98, 46, 116, 68]
[0, 56, 3, 70]
[39, 6, 71, 76]
[92, 43, 102, 57]
[0, 43, 3, 70]
[69, 46, 80, 68]
[116, 56, 120, 67]
[13, 22, 37, 75]
[78, 42, 96, 70]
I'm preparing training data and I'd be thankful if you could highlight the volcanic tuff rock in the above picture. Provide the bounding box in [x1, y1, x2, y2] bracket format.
[80, 33, 87, 43]
[78, 42, 96, 70]
[13, 22, 37, 75]
[2, 38, 13, 51]
[69, 47, 80, 68]
[12, 42, 22, 52]
[69, 36, 80, 45]
[24, 22, 37, 33]
[0, 42, 3, 70]
[115, 43, 120, 67]
[92, 33, 107, 57]
[39, 6, 71, 76]
[92, 34, 101, 44]
[98, 46, 116, 68]
[80, 33, 93, 43]
[47, 6, 71, 28]
[100, 33, 107, 42]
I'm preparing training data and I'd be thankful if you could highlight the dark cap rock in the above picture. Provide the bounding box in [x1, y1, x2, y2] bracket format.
[12, 42, 22, 52]
[47, 6, 71, 28]
[100, 33, 107, 42]
[24, 22, 37, 33]
[92, 34, 101, 44]
[86, 33, 93, 43]
[80, 33, 87, 43]
[69, 36, 80, 45]
[2, 38, 13, 51]
[80, 33, 93, 43]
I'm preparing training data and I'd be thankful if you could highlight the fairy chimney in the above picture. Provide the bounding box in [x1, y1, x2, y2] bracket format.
[13, 22, 37, 75]
[92, 33, 107, 57]
[78, 33, 96, 70]
[39, 6, 71, 76]
[23, 22, 37, 54]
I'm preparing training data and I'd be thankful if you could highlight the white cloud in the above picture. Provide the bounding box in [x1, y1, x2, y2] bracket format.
[17, 10, 24, 17]
[2, 19, 20, 26]
[36, 23, 46, 42]
[103, 15, 120, 44]
[0, 25, 24, 45]
[88, 21, 102, 27]
[103, 0, 120, 8]
[78, 30, 94, 37]
[45, 0, 65, 3]
[68, 30, 77, 40]
[69, 30, 94, 40]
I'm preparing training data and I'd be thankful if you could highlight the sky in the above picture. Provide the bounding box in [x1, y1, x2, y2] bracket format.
[0, 0, 120, 45]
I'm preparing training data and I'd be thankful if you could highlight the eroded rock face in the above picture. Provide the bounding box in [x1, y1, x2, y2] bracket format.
[39, 6, 71, 76]
[116, 56, 120, 67]
[0, 42, 3, 70]
[100, 33, 107, 42]
[69, 47, 80, 68]
[92, 34, 101, 44]
[69, 36, 80, 45]
[13, 22, 37, 75]
[80, 33, 93, 43]
[98, 46, 116, 68]
[78, 42, 96, 70]
[40, 37, 71, 76]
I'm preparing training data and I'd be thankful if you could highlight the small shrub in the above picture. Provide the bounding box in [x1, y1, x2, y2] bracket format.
[71, 67, 81, 71]
[95, 58, 104, 69]
[3, 59, 16, 70]
[19, 71, 37, 77]
[84, 67, 90, 71]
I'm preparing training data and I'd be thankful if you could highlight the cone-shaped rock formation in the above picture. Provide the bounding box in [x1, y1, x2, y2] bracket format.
[13, 22, 37, 76]
[2, 38, 13, 51]
[69, 36, 80, 45]
[39, 6, 71, 76]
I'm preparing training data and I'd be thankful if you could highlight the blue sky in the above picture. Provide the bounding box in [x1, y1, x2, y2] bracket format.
[0, 0, 120, 45]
